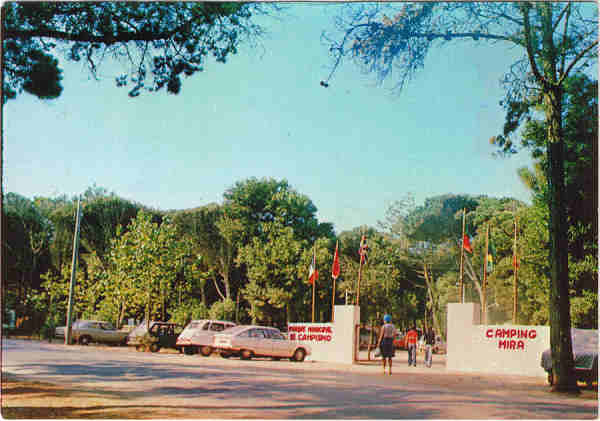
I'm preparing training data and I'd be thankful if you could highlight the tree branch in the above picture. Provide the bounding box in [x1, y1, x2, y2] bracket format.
[519, 3, 549, 89]
[558, 40, 598, 85]
[558, 4, 571, 78]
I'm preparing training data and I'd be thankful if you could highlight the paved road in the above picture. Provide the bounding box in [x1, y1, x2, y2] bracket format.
[2, 339, 597, 419]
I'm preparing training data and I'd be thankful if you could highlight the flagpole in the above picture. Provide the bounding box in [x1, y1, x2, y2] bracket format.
[331, 240, 338, 323]
[312, 244, 316, 323]
[65, 197, 82, 345]
[459, 208, 466, 303]
[483, 223, 489, 325]
[356, 257, 362, 307]
[356, 235, 365, 307]
[513, 215, 518, 324]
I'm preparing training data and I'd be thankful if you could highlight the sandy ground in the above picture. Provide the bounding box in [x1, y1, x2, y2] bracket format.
[1, 339, 597, 419]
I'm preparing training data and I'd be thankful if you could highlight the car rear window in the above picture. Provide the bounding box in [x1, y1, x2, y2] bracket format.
[223, 325, 248, 335]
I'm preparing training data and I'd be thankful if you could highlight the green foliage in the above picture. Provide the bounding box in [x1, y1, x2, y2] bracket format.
[106, 211, 183, 324]
[208, 299, 235, 321]
[2, 2, 273, 101]
[169, 300, 209, 326]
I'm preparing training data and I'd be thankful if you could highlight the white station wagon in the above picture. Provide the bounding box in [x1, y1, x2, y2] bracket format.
[213, 325, 311, 362]
[175, 319, 236, 356]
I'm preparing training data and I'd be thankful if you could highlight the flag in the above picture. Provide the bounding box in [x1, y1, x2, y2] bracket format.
[513, 254, 519, 269]
[358, 235, 369, 264]
[486, 240, 496, 273]
[331, 241, 340, 279]
[308, 248, 318, 284]
[463, 234, 473, 253]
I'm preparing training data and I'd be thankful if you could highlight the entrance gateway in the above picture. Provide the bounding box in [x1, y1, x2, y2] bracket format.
[288, 305, 359, 364]
[289, 303, 554, 378]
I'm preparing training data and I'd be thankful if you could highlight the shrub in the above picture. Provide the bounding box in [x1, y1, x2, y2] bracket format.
[208, 299, 235, 321]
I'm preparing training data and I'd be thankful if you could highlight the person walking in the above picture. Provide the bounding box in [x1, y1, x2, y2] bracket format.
[377, 314, 396, 375]
[424, 328, 435, 368]
[406, 324, 419, 367]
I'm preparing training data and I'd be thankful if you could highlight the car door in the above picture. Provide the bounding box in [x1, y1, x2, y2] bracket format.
[99, 322, 113, 343]
[267, 329, 289, 357]
[255, 328, 274, 356]
[246, 328, 267, 356]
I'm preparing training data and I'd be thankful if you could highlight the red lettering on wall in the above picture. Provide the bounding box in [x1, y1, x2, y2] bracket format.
[486, 329, 493, 338]
[529, 330, 537, 339]
[517, 340, 525, 350]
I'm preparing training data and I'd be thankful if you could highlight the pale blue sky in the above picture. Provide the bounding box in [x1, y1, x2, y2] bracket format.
[5, 3, 543, 233]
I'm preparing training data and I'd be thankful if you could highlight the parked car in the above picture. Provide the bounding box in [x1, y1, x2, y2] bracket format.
[54, 320, 129, 345]
[213, 325, 311, 362]
[126, 321, 182, 352]
[541, 328, 598, 387]
[176, 320, 236, 356]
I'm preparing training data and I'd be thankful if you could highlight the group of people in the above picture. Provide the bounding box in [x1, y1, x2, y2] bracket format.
[376, 314, 436, 375]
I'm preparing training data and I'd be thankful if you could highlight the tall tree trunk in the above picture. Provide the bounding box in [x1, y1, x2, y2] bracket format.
[422, 263, 442, 338]
[545, 86, 577, 392]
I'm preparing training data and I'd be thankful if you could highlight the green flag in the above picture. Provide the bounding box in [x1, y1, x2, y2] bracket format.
[487, 241, 496, 273]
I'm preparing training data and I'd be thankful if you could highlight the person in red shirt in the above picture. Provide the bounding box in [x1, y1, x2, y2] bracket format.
[405, 325, 419, 367]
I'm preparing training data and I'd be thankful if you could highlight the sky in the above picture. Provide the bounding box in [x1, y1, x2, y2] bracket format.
[4, 3, 544, 234]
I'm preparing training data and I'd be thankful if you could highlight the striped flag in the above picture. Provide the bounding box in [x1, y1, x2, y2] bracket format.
[463, 233, 473, 253]
[358, 235, 369, 264]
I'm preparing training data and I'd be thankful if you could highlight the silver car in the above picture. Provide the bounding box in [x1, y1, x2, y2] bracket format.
[176, 320, 236, 356]
[55, 320, 129, 345]
[213, 325, 311, 362]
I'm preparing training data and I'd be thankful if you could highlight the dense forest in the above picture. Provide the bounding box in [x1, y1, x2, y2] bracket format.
[5, 115, 597, 337]
[5, 75, 597, 338]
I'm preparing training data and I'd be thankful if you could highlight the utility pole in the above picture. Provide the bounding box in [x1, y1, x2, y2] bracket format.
[483, 223, 489, 325]
[513, 214, 519, 324]
[459, 208, 466, 303]
[65, 197, 82, 345]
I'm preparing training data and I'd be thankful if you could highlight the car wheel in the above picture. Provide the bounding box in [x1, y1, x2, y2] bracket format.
[79, 335, 91, 346]
[183, 347, 194, 355]
[149, 343, 160, 353]
[220, 351, 232, 359]
[240, 349, 253, 360]
[292, 348, 306, 362]
[200, 346, 213, 357]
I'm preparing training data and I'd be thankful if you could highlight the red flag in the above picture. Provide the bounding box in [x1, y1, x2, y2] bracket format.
[332, 241, 340, 279]
[513, 255, 519, 269]
[308, 248, 318, 284]
[463, 234, 473, 253]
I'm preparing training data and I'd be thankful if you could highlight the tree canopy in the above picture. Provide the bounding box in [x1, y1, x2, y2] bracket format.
[2, 2, 272, 102]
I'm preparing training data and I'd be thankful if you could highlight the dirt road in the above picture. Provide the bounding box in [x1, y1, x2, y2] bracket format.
[2, 339, 597, 419]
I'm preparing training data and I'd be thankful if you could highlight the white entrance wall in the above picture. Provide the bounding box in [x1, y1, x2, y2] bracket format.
[288, 305, 360, 364]
[447, 303, 550, 377]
